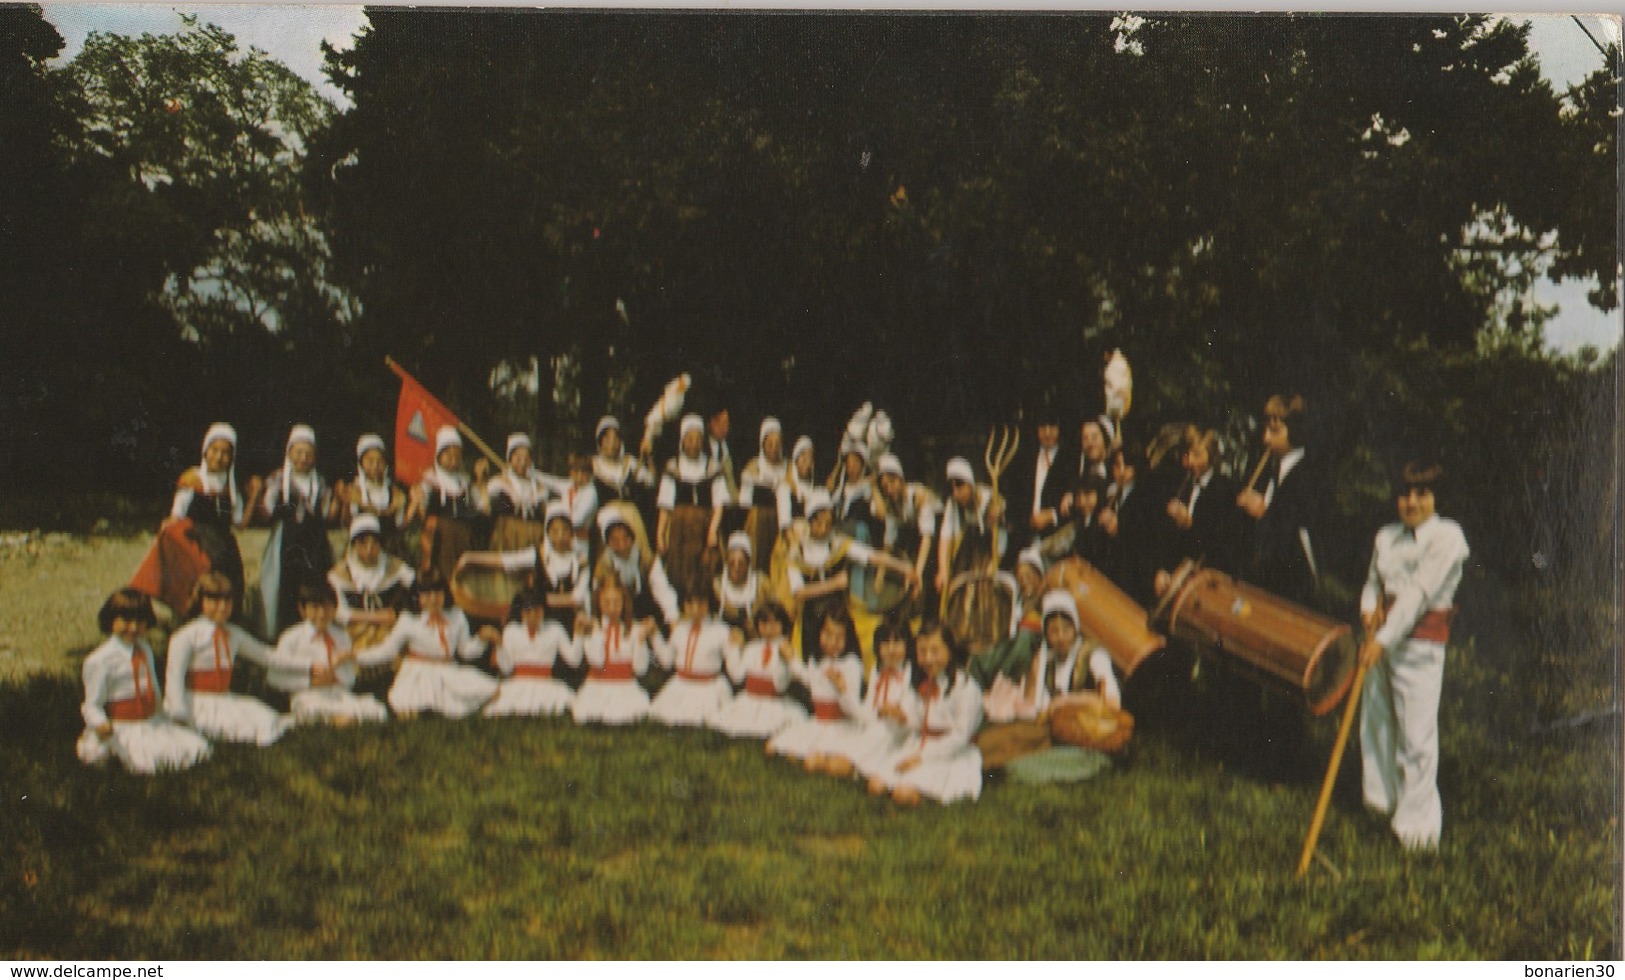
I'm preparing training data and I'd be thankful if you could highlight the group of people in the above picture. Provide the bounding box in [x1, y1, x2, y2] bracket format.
[83, 387, 1469, 843]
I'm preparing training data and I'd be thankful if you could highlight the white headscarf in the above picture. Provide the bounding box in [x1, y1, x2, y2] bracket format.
[279, 425, 321, 509]
[354, 433, 392, 511]
[199, 423, 243, 523]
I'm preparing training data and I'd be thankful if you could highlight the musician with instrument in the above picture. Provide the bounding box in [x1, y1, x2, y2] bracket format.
[785, 488, 919, 654]
[1005, 411, 1075, 558]
[737, 417, 789, 573]
[934, 457, 1007, 601]
[1153, 425, 1242, 596]
[1096, 439, 1162, 606]
[871, 452, 939, 612]
[1358, 460, 1469, 852]
[1235, 395, 1324, 606]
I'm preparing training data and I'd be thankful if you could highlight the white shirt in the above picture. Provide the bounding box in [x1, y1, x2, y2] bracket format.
[898, 670, 983, 760]
[164, 618, 273, 719]
[727, 637, 797, 690]
[1360, 515, 1470, 652]
[653, 618, 736, 677]
[853, 663, 914, 725]
[496, 620, 578, 675]
[1031, 639, 1119, 711]
[598, 546, 680, 624]
[1185, 469, 1214, 519]
[269, 621, 385, 692]
[574, 619, 653, 675]
[329, 556, 416, 626]
[371, 609, 488, 662]
[738, 456, 788, 504]
[786, 534, 878, 594]
[81, 637, 164, 728]
[877, 484, 939, 548]
[657, 455, 731, 510]
[792, 652, 864, 710]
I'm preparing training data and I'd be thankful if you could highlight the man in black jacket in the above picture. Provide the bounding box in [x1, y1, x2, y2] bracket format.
[1235, 394, 1324, 607]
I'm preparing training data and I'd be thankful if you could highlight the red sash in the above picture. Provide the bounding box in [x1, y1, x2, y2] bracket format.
[812, 699, 845, 721]
[188, 669, 232, 693]
[110, 650, 158, 720]
[744, 676, 778, 697]
[513, 664, 554, 679]
[1410, 609, 1454, 643]
[676, 669, 718, 682]
[591, 663, 635, 681]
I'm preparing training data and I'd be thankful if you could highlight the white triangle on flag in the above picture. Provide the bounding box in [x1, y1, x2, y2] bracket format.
[408, 410, 428, 442]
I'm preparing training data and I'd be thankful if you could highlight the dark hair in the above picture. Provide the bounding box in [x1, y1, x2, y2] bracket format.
[1265, 394, 1308, 448]
[913, 616, 966, 696]
[1399, 460, 1444, 495]
[1111, 439, 1145, 470]
[872, 616, 918, 679]
[753, 600, 793, 635]
[507, 585, 547, 622]
[809, 604, 861, 664]
[185, 571, 236, 620]
[413, 568, 454, 610]
[296, 580, 339, 609]
[1076, 472, 1108, 498]
[98, 588, 156, 634]
[681, 581, 717, 611]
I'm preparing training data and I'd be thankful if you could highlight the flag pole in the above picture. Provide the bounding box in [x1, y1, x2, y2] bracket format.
[384, 355, 505, 468]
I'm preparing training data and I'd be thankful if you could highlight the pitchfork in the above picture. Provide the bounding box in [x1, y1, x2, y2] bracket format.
[983, 426, 1020, 574]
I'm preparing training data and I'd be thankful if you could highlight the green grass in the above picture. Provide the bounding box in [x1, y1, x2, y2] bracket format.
[2, 645, 1617, 960]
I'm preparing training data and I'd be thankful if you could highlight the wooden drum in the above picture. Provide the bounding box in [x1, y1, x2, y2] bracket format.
[1044, 558, 1166, 678]
[451, 554, 524, 622]
[1159, 565, 1356, 716]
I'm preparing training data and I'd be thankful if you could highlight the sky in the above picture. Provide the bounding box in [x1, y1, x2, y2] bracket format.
[37, 4, 1623, 355]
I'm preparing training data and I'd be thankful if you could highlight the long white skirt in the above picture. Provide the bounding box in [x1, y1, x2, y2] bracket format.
[768, 715, 863, 760]
[708, 691, 807, 739]
[484, 677, 576, 718]
[77, 719, 211, 774]
[648, 675, 733, 727]
[387, 659, 500, 719]
[188, 691, 292, 746]
[291, 686, 391, 724]
[827, 720, 910, 772]
[570, 677, 650, 725]
[866, 742, 984, 803]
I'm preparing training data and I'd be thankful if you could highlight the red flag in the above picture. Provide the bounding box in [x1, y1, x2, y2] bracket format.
[390, 360, 461, 486]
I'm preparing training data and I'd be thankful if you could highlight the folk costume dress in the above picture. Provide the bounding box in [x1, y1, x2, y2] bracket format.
[1358, 513, 1470, 850]
[863, 670, 985, 804]
[716, 565, 766, 635]
[328, 550, 416, 674]
[349, 434, 407, 556]
[767, 651, 864, 761]
[649, 618, 736, 727]
[487, 449, 569, 552]
[784, 529, 879, 659]
[500, 540, 591, 633]
[484, 619, 579, 718]
[823, 662, 914, 773]
[710, 637, 807, 738]
[657, 452, 730, 598]
[163, 424, 248, 605]
[570, 618, 653, 725]
[269, 621, 392, 724]
[418, 459, 483, 583]
[257, 440, 338, 638]
[592, 526, 680, 626]
[374, 608, 499, 718]
[737, 422, 789, 573]
[164, 617, 291, 745]
[78, 637, 211, 773]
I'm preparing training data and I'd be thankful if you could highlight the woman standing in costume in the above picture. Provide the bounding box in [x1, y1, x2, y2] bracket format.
[345, 433, 407, 557]
[716, 531, 766, 635]
[162, 423, 260, 606]
[737, 417, 788, 573]
[656, 414, 729, 600]
[487, 432, 559, 552]
[256, 424, 343, 638]
[405, 425, 487, 583]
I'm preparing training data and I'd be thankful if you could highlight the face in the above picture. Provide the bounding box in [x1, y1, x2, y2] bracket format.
[287, 440, 316, 473]
[795, 448, 814, 479]
[418, 589, 446, 616]
[726, 549, 750, 581]
[684, 596, 710, 622]
[1077, 489, 1100, 515]
[681, 429, 704, 457]
[1016, 564, 1044, 597]
[950, 479, 974, 507]
[1184, 441, 1211, 476]
[360, 448, 388, 482]
[1398, 486, 1436, 530]
[437, 445, 463, 471]
[809, 510, 833, 538]
[547, 520, 574, 552]
[570, 463, 592, 486]
[877, 634, 907, 669]
[1080, 423, 1107, 463]
[201, 593, 234, 625]
[521, 605, 545, 631]
[1045, 614, 1079, 653]
[756, 615, 784, 640]
[110, 615, 144, 644]
[843, 453, 865, 481]
[763, 431, 783, 461]
[509, 446, 532, 473]
[599, 587, 626, 621]
[915, 630, 951, 679]
[1263, 417, 1292, 455]
[303, 601, 336, 632]
[819, 619, 847, 658]
[204, 439, 234, 474]
[598, 428, 623, 457]
[606, 526, 634, 558]
[708, 411, 730, 441]
[352, 534, 382, 565]
[879, 472, 904, 499]
[1037, 424, 1060, 449]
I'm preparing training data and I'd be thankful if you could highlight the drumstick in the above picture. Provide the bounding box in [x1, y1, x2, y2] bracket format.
[1295, 658, 1371, 878]
[1246, 449, 1274, 493]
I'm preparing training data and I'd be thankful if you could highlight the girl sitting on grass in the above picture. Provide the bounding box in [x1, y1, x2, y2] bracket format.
[862, 618, 984, 806]
[821, 617, 916, 780]
[767, 605, 864, 773]
[711, 602, 806, 738]
[648, 584, 738, 727]
[483, 586, 578, 718]
[570, 577, 657, 725]
[163, 572, 290, 746]
[372, 570, 502, 720]
[78, 589, 211, 774]
[269, 581, 391, 726]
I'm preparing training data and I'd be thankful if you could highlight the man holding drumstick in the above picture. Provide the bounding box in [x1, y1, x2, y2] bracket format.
[1357, 460, 1470, 852]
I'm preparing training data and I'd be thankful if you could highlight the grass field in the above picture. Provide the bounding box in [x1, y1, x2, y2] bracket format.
[0, 532, 1618, 959]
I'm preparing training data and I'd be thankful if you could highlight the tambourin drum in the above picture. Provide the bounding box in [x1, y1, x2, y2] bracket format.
[1161, 567, 1356, 716]
[450, 553, 523, 622]
[1044, 558, 1166, 678]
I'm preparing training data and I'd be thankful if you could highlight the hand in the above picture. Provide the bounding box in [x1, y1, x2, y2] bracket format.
[1166, 500, 1191, 528]
[1103, 689, 1122, 711]
[638, 616, 659, 638]
[907, 577, 922, 600]
[159, 516, 179, 531]
[311, 664, 337, 686]
[1236, 490, 1267, 519]
[728, 627, 746, 648]
[1059, 493, 1074, 517]
[478, 625, 502, 645]
[878, 704, 908, 724]
[1359, 637, 1385, 670]
[95, 722, 114, 739]
[827, 668, 847, 694]
[935, 568, 948, 593]
[381, 608, 398, 628]
[1361, 609, 1386, 635]
[576, 613, 596, 635]
[1153, 569, 1172, 597]
[988, 498, 1005, 522]
[895, 753, 923, 774]
[1098, 509, 1118, 536]
[472, 458, 491, 482]
[1030, 511, 1055, 532]
[707, 527, 719, 549]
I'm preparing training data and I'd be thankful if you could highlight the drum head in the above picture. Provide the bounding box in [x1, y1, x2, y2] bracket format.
[451, 554, 524, 621]
[1303, 627, 1358, 716]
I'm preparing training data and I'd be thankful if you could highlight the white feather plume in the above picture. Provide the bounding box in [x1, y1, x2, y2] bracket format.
[865, 410, 894, 462]
[1104, 349, 1133, 418]
[642, 374, 691, 447]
